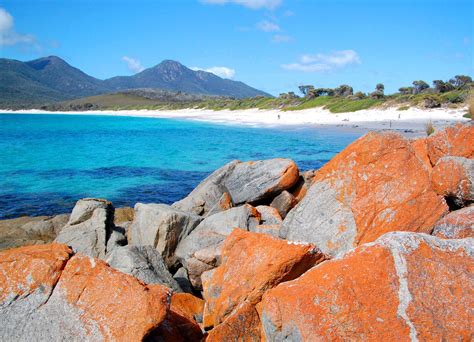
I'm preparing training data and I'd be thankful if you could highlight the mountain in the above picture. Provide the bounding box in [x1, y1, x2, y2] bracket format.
[104, 60, 270, 98]
[0, 56, 270, 108]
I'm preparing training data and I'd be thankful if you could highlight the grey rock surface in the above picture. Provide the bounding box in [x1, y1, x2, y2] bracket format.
[106, 245, 182, 291]
[55, 198, 114, 259]
[173, 160, 239, 215]
[67, 198, 112, 226]
[280, 180, 357, 257]
[256, 206, 282, 225]
[223, 158, 299, 205]
[175, 204, 260, 289]
[130, 203, 202, 268]
[251, 224, 281, 238]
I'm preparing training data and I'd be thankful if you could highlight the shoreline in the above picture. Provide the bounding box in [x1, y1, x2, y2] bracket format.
[1, 106, 469, 135]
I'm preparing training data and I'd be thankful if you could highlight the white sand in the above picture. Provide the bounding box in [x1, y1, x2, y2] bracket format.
[3, 106, 470, 133]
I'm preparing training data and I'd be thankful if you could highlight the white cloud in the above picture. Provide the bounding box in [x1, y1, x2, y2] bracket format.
[0, 7, 35, 46]
[282, 50, 361, 72]
[122, 56, 145, 73]
[200, 0, 282, 10]
[256, 20, 280, 32]
[272, 34, 292, 43]
[191, 66, 236, 79]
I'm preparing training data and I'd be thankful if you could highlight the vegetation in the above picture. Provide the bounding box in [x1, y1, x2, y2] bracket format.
[425, 120, 435, 136]
[22, 73, 474, 114]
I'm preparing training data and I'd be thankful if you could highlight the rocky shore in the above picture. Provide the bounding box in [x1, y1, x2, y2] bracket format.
[0, 122, 473, 340]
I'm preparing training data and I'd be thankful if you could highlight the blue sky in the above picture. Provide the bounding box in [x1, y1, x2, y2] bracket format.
[0, 0, 472, 95]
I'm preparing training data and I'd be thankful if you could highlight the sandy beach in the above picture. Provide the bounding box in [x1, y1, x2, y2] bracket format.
[3, 106, 470, 134]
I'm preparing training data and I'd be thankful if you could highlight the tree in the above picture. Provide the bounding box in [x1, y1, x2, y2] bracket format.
[314, 88, 334, 96]
[298, 85, 315, 96]
[412, 80, 429, 94]
[433, 80, 455, 93]
[334, 85, 353, 97]
[399, 87, 414, 95]
[370, 83, 385, 99]
[449, 75, 472, 88]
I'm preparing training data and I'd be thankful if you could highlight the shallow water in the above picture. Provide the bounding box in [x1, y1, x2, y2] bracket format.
[0, 113, 361, 218]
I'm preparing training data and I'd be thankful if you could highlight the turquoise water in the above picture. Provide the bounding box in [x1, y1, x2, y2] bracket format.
[0, 113, 361, 219]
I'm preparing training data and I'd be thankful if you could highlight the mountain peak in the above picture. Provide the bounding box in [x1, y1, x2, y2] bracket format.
[26, 56, 69, 70]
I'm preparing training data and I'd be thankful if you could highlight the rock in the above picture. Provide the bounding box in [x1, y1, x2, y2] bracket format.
[202, 229, 326, 330]
[251, 224, 281, 238]
[173, 267, 194, 293]
[410, 137, 432, 170]
[171, 292, 204, 325]
[105, 226, 127, 254]
[206, 191, 233, 217]
[281, 131, 448, 257]
[290, 170, 316, 203]
[432, 205, 474, 239]
[426, 122, 474, 165]
[106, 245, 182, 291]
[256, 205, 282, 225]
[260, 232, 473, 341]
[173, 160, 239, 215]
[270, 190, 297, 218]
[114, 206, 135, 224]
[207, 303, 261, 342]
[175, 204, 260, 290]
[431, 156, 474, 204]
[130, 203, 202, 268]
[55, 199, 114, 259]
[0, 214, 69, 251]
[67, 198, 113, 226]
[0, 244, 200, 341]
[223, 158, 299, 205]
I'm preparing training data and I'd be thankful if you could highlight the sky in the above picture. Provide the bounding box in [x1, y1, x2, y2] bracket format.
[0, 0, 472, 96]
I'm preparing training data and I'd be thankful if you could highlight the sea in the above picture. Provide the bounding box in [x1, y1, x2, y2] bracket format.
[0, 113, 361, 219]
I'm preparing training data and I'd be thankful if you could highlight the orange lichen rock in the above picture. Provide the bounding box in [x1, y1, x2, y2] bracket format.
[426, 122, 474, 165]
[260, 232, 474, 341]
[203, 229, 326, 331]
[432, 205, 474, 239]
[207, 303, 261, 342]
[170, 292, 204, 325]
[282, 131, 448, 256]
[0, 243, 73, 302]
[431, 156, 473, 202]
[0, 244, 201, 341]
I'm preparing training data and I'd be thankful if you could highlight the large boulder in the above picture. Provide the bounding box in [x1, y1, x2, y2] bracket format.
[281, 131, 448, 257]
[260, 232, 473, 341]
[173, 160, 239, 215]
[130, 203, 202, 268]
[0, 214, 69, 251]
[175, 204, 260, 290]
[432, 205, 474, 239]
[431, 156, 474, 204]
[106, 245, 182, 291]
[0, 244, 201, 341]
[55, 198, 114, 259]
[223, 158, 299, 205]
[426, 122, 474, 165]
[203, 229, 326, 332]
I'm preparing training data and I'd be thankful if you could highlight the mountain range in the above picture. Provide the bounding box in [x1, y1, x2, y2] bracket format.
[0, 56, 270, 108]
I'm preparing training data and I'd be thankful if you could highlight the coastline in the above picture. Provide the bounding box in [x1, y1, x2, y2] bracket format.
[1, 106, 469, 135]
